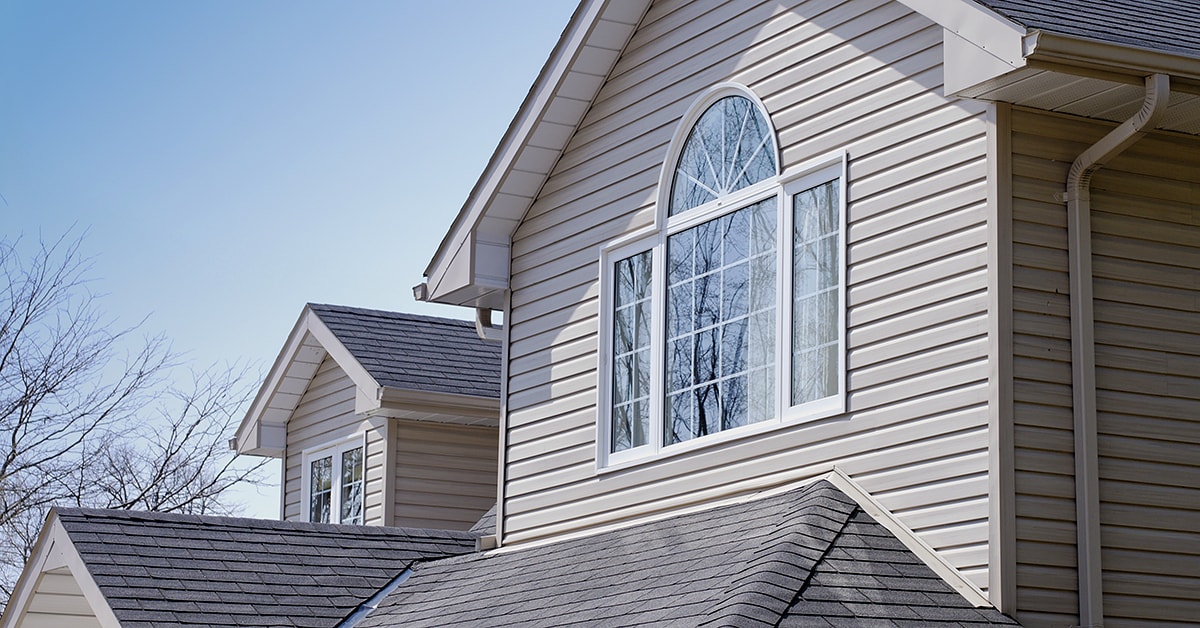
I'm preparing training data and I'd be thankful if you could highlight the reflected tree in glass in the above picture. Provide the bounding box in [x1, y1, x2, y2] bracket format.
[792, 180, 840, 405]
[309, 456, 332, 523]
[340, 447, 364, 525]
[611, 250, 653, 452]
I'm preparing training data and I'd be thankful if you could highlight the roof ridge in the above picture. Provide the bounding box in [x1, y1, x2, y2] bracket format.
[307, 302, 475, 327]
[54, 507, 477, 539]
[699, 480, 857, 627]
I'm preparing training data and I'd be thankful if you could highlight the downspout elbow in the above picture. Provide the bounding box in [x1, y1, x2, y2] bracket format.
[1067, 73, 1171, 197]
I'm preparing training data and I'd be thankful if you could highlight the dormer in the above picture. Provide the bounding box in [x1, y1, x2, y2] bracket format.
[234, 304, 500, 530]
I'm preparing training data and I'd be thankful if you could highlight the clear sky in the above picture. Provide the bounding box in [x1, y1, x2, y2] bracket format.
[1, 1, 577, 517]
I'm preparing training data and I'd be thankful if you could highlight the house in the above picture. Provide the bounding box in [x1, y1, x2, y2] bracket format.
[232, 303, 502, 530]
[414, 0, 1200, 626]
[4, 0, 1199, 626]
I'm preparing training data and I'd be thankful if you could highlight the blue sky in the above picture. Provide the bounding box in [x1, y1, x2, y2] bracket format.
[1, 1, 576, 516]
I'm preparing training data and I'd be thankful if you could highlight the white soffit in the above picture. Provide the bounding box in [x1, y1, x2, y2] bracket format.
[423, 0, 651, 308]
[896, 0, 1200, 136]
[234, 306, 381, 457]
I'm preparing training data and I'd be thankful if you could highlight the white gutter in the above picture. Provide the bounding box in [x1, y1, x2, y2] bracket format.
[1062, 72, 1170, 627]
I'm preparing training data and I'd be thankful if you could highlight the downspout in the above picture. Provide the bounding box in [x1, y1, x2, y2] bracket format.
[1062, 72, 1170, 627]
[475, 307, 504, 343]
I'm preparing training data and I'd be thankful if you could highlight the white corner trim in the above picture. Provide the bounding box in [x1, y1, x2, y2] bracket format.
[827, 468, 993, 608]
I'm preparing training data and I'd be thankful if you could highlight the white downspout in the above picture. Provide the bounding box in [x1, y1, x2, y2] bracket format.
[1063, 72, 1170, 627]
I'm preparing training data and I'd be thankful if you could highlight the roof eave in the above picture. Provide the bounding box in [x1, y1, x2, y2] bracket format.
[1023, 31, 1200, 83]
[421, 0, 650, 308]
[376, 387, 501, 427]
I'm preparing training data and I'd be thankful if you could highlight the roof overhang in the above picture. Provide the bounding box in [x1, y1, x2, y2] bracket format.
[420, 0, 651, 308]
[234, 305, 382, 457]
[0, 512, 120, 628]
[235, 306, 504, 456]
[422, 0, 1200, 308]
[901, 0, 1200, 134]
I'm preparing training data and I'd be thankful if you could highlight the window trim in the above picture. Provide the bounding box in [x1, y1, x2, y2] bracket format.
[597, 85, 848, 472]
[299, 433, 367, 524]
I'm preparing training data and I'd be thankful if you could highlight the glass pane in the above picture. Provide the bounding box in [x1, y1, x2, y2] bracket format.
[665, 199, 777, 446]
[611, 250, 653, 453]
[792, 179, 840, 407]
[340, 447, 364, 525]
[309, 456, 332, 523]
[670, 95, 777, 216]
[721, 375, 749, 430]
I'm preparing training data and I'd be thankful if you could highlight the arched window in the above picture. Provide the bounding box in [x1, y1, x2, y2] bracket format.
[669, 94, 777, 215]
[600, 85, 845, 467]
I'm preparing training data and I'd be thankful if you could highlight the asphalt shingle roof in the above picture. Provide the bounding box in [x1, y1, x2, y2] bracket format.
[56, 508, 477, 628]
[357, 480, 1020, 627]
[975, 0, 1200, 58]
[307, 303, 501, 399]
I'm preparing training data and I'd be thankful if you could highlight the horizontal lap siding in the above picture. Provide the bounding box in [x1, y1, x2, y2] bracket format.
[283, 356, 386, 525]
[505, 0, 993, 588]
[1090, 127, 1200, 626]
[1010, 108, 1079, 626]
[392, 420, 498, 530]
[1011, 108, 1200, 626]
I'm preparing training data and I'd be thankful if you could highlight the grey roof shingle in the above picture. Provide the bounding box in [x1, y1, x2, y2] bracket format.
[356, 481, 1021, 627]
[56, 508, 477, 628]
[307, 303, 501, 399]
[975, 0, 1200, 58]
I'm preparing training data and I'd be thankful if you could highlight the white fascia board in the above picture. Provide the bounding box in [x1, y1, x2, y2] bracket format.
[422, 0, 650, 308]
[235, 306, 383, 456]
[302, 312, 383, 416]
[235, 306, 318, 457]
[0, 514, 121, 628]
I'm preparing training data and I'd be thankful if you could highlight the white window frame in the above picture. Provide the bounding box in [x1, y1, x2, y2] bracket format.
[597, 83, 847, 471]
[299, 433, 366, 524]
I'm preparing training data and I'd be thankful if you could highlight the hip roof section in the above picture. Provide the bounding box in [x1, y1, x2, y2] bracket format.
[357, 480, 1019, 627]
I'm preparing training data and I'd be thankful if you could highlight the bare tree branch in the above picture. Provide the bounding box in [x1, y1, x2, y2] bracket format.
[0, 233, 268, 604]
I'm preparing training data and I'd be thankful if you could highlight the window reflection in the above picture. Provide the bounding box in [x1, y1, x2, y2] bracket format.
[670, 96, 777, 216]
[340, 447, 364, 525]
[665, 199, 777, 445]
[611, 250, 653, 452]
[309, 456, 332, 523]
[792, 181, 840, 406]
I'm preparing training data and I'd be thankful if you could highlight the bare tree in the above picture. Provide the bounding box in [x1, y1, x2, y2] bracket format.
[0, 234, 267, 602]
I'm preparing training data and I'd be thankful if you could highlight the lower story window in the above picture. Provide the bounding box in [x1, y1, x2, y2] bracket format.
[304, 437, 365, 524]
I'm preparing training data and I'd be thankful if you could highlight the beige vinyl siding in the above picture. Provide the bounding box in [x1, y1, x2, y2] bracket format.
[504, 0, 994, 589]
[13, 568, 102, 628]
[1011, 108, 1200, 626]
[282, 356, 386, 525]
[391, 420, 498, 530]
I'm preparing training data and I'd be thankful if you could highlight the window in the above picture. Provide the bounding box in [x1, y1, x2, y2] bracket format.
[600, 85, 846, 468]
[301, 436, 365, 524]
